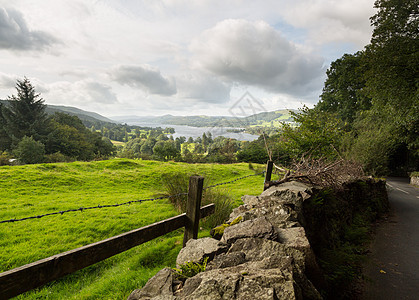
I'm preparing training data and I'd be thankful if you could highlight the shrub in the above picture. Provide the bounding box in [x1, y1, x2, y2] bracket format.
[0, 151, 12, 166]
[159, 173, 234, 229]
[13, 136, 45, 164]
[45, 152, 73, 163]
[173, 257, 208, 280]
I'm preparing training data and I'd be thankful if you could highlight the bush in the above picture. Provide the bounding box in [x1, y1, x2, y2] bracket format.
[159, 173, 234, 229]
[201, 187, 234, 229]
[0, 151, 12, 166]
[45, 152, 73, 163]
[13, 136, 45, 164]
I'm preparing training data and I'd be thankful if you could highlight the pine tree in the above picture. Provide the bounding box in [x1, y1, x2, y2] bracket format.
[2, 77, 49, 148]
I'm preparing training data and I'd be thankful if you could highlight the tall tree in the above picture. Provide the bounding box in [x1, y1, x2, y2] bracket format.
[317, 51, 371, 125]
[0, 103, 12, 151]
[365, 0, 418, 109]
[2, 78, 49, 148]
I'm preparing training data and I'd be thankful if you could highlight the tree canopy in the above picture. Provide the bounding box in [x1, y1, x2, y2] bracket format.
[308, 0, 419, 175]
[1, 78, 115, 164]
[1, 78, 49, 149]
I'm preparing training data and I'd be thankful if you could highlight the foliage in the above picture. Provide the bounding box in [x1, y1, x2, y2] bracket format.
[1, 78, 49, 149]
[1, 79, 116, 163]
[152, 140, 180, 161]
[317, 51, 371, 125]
[46, 112, 115, 161]
[312, 0, 418, 175]
[237, 134, 289, 164]
[13, 136, 45, 164]
[173, 257, 208, 280]
[366, 0, 418, 110]
[159, 173, 189, 211]
[280, 107, 346, 161]
[201, 187, 234, 229]
[0, 151, 12, 166]
[158, 172, 235, 229]
[303, 180, 388, 298]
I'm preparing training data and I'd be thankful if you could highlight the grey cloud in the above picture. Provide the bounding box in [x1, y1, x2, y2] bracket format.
[81, 81, 118, 104]
[0, 7, 58, 51]
[190, 19, 325, 96]
[176, 73, 231, 103]
[110, 65, 176, 96]
[0, 73, 16, 88]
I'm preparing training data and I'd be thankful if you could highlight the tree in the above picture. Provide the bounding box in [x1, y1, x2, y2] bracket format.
[1, 78, 49, 148]
[281, 107, 346, 161]
[358, 0, 419, 174]
[45, 113, 115, 160]
[153, 140, 179, 161]
[13, 136, 45, 164]
[0, 103, 12, 151]
[317, 52, 371, 125]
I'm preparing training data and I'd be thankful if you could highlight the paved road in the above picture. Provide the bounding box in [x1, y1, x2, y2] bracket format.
[361, 177, 419, 299]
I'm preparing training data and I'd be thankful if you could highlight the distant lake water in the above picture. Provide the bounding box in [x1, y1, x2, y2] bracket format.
[129, 122, 259, 141]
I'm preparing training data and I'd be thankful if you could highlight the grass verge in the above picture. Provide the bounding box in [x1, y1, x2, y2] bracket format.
[0, 158, 264, 299]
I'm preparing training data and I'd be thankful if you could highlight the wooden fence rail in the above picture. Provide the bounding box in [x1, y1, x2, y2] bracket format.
[0, 176, 214, 300]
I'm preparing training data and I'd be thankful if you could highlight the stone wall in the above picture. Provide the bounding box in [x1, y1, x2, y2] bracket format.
[127, 179, 388, 300]
[411, 176, 419, 187]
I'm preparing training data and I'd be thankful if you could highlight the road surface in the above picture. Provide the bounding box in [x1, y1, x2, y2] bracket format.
[361, 177, 419, 299]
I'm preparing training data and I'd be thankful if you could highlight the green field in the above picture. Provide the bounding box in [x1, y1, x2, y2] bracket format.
[0, 159, 265, 299]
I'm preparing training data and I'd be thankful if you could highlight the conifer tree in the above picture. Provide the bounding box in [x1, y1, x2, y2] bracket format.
[2, 77, 49, 148]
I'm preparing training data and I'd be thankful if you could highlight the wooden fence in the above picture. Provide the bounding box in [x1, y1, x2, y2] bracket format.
[0, 176, 213, 300]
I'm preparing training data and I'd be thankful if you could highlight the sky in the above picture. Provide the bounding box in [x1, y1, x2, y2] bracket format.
[0, 0, 376, 118]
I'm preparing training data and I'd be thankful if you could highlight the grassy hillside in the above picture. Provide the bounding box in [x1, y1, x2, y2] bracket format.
[114, 109, 295, 128]
[0, 159, 265, 299]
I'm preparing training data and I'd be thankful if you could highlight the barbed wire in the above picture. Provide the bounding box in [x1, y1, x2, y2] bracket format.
[204, 171, 265, 190]
[0, 171, 265, 224]
[0, 193, 187, 224]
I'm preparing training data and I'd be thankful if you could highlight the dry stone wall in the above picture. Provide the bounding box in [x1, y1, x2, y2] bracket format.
[128, 179, 387, 300]
[411, 176, 419, 186]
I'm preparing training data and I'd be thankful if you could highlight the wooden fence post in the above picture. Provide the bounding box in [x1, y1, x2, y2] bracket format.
[183, 176, 204, 247]
[264, 160, 273, 190]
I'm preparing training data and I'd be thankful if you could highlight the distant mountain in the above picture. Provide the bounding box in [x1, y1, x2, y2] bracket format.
[1, 99, 295, 129]
[112, 109, 295, 127]
[45, 104, 115, 123]
[1, 100, 115, 125]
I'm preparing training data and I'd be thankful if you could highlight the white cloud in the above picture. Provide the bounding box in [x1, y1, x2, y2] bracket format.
[0, 7, 58, 51]
[176, 73, 231, 103]
[0, 0, 377, 116]
[46, 80, 118, 106]
[190, 19, 325, 96]
[110, 64, 176, 96]
[279, 0, 375, 46]
[0, 72, 17, 89]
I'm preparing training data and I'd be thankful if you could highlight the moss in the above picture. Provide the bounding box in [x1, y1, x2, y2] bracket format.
[210, 216, 243, 240]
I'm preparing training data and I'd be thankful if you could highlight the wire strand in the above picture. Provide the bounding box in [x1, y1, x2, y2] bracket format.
[0, 171, 265, 224]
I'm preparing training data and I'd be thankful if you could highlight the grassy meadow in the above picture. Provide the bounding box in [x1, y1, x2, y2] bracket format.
[0, 159, 265, 299]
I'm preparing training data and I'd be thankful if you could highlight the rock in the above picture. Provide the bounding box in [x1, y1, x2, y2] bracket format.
[221, 217, 278, 244]
[261, 181, 312, 197]
[241, 195, 260, 206]
[127, 268, 175, 300]
[129, 179, 326, 300]
[181, 265, 297, 300]
[176, 237, 228, 268]
[206, 252, 246, 270]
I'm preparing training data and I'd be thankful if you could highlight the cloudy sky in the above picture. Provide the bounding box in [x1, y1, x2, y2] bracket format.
[0, 0, 375, 118]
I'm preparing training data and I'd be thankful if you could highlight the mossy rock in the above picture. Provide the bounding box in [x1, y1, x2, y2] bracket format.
[210, 216, 243, 240]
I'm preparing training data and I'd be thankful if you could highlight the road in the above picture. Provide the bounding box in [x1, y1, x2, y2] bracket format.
[361, 177, 419, 299]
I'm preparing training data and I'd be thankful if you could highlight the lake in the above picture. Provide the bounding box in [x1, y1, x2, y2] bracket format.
[128, 122, 259, 141]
